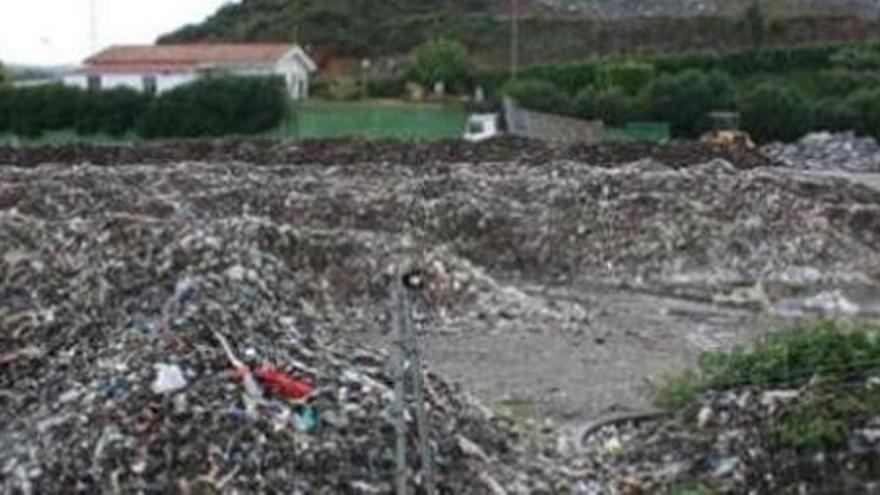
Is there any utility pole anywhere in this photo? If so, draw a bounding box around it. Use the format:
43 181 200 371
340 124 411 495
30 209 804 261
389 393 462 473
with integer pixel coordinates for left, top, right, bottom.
89 0 98 52
510 0 519 80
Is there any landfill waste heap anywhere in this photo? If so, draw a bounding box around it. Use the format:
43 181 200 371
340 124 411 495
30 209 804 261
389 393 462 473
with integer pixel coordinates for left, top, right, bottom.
764 131 880 173
1 138 880 493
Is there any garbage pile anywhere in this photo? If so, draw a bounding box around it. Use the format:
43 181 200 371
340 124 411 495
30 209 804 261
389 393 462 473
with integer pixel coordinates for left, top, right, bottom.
2 143 880 491
0 175 564 493
0 137 773 169
566 377 880 494
763 131 880 173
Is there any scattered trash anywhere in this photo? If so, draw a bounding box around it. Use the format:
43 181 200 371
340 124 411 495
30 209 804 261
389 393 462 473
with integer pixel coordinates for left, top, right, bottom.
252 365 313 402
151 364 187 395
294 405 318 432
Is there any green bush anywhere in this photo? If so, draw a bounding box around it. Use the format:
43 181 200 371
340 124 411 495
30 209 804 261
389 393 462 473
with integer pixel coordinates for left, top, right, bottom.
502 79 569 115
640 69 735 137
844 88 880 139
0 88 10 132
658 322 880 410
474 62 599 98
3 84 81 137
409 39 471 92
138 76 289 138
740 83 810 143
814 68 880 97
598 61 655 95
829 46 880 71
75 88 149 136
324 77 362 101
811 98 859 133
366 76 407 98
574 86 631 125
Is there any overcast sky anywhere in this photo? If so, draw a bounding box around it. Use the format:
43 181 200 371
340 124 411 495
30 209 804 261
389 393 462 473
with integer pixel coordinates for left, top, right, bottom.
0 0 234 66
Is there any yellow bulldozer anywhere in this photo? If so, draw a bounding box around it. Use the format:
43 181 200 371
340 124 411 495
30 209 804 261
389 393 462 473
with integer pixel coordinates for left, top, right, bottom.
700 112 755 150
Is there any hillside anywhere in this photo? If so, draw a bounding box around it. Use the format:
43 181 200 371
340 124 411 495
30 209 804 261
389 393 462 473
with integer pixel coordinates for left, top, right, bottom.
159 0 880 67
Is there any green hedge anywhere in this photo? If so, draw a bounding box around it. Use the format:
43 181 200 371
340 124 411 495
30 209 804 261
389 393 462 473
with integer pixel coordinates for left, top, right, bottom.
597 61 655 95
502 79 570 115
75 89 150 136
138 76 289 138
641 70 736 137
0 76 289 139
740 83 810 143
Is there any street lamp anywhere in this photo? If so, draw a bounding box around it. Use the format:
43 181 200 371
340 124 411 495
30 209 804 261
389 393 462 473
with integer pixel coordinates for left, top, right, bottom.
361 58 371 99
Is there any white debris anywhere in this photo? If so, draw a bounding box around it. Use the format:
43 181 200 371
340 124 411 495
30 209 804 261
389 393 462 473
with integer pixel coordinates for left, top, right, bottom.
151 364 188 395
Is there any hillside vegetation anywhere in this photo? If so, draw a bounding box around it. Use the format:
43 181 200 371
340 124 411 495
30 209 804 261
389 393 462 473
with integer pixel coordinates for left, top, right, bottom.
160 0 880 66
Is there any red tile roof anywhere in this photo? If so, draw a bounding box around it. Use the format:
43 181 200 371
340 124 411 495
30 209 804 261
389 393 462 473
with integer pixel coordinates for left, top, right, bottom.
85 44 296 68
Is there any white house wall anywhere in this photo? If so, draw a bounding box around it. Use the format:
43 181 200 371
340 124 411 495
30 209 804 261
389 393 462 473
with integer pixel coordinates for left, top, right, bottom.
62 74 88 89
63 54 313 99
155 73 198 93
276 55 309 100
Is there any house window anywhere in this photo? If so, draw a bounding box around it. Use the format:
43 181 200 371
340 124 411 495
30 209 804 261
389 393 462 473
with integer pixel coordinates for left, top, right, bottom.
87 75 102 91
143 75 157 95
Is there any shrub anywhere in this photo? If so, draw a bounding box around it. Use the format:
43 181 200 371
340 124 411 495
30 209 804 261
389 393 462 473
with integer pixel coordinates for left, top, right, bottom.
811 98 859 133
75 88 149 136
0 88 10 132
502 79 569 115
658 321 880 413
740 83 810 143
324 77 362 101
409 39 471 92
814 68 880 97
829 46 880 71
574 86 631 125
3 84 81 137
138 76 289 138
844 88 880 139
473 62 599 98
640 69 735 137
366 76 407 98
598 61 655 95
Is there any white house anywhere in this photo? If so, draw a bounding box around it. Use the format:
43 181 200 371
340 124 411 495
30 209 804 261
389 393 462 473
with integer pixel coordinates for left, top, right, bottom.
63 43 317 99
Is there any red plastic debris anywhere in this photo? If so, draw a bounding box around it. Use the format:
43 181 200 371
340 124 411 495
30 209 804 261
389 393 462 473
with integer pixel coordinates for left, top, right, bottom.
253 365 314 401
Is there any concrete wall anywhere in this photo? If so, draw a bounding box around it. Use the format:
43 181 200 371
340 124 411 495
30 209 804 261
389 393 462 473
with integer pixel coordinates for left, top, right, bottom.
503 97 604 145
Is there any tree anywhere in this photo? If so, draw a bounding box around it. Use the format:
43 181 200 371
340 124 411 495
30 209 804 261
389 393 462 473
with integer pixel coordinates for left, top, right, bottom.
575 86 631 126
740 83 810 143
409 39 471 92
641 69 735 137
0 60 8 86
597 61 655 95
502 79 568 115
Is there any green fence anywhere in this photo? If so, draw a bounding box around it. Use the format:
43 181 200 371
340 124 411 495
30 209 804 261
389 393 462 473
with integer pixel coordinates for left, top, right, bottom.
285 101 468 141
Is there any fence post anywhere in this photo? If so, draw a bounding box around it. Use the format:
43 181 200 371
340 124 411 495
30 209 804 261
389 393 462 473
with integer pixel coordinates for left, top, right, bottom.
391 277 408 495
402 272 436 495
390 268 436 495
